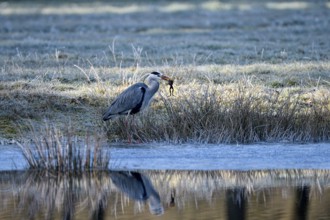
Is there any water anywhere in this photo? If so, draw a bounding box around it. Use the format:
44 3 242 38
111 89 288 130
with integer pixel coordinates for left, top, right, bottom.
0 143 330 219
109 143 330 170
0 170 330 219
0 144 25 171
1 143 330 170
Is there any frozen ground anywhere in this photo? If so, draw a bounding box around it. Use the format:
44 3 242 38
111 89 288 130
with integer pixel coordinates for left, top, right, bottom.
1 143 329 171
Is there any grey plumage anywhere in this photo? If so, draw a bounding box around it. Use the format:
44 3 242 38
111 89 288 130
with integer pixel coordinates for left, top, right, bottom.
110 171 164 215
103 71 172 121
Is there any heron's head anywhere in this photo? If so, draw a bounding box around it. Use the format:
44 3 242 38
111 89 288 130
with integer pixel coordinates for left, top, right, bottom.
149 71 172 82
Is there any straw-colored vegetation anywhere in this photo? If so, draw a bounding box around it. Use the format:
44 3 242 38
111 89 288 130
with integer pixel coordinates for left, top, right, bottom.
16 120 110 171
16 122 110 170
105 80 330 143
1 0 330 144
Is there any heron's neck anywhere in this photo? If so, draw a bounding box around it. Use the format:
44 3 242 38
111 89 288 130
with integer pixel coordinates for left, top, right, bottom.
148 80 159 96
147 79 159 94
145 79 160 104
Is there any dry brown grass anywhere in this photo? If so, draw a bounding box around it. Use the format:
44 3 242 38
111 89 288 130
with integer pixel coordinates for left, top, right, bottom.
104 79 330 143
16 120 110 171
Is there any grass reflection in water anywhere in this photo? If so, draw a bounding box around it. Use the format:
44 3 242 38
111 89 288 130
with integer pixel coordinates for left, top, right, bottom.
0 170 330 219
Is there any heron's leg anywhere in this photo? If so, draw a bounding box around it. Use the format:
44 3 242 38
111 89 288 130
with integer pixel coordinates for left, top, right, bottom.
131 115 144 144
124 115 132 144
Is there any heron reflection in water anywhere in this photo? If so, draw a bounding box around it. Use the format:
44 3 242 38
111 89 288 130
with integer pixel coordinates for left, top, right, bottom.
110 171 164 215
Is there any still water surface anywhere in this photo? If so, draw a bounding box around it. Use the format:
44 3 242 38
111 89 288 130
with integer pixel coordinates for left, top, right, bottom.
0 170 330 220
0 143 330 219
1 143 329 171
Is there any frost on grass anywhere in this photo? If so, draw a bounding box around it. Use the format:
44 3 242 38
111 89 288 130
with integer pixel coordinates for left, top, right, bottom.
1 0 330 143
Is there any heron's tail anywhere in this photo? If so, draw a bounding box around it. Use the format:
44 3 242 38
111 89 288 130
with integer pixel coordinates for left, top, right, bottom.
102 111 113 121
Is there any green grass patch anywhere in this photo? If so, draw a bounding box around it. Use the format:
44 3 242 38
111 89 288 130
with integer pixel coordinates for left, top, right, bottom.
0 117 18 138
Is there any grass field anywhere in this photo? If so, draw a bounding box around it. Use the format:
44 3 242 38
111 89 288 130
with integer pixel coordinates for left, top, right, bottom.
1 0 330 143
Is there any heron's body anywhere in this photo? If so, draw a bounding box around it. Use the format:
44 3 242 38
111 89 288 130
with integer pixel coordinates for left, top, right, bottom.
110 171 164 215
103 72 171 121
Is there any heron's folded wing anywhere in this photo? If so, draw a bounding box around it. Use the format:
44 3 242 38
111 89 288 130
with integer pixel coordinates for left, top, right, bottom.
108 83 146 115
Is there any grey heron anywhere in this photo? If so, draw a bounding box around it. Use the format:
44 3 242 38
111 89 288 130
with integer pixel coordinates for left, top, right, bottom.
102 71 173 121
110 171 164 215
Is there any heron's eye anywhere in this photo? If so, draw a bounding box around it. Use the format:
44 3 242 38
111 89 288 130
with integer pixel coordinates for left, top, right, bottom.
151 71 161 77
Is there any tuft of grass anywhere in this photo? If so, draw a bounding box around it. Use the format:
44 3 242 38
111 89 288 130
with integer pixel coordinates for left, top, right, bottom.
16 120 110 172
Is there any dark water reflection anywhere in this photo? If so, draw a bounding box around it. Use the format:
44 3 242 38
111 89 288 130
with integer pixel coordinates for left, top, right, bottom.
0 170 330 219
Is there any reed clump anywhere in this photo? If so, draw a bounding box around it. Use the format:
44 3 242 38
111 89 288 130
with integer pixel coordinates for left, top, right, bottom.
17 121 110 172
104 81 330 144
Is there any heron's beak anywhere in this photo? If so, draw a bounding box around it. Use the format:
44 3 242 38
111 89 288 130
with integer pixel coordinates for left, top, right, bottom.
161 75 173 81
